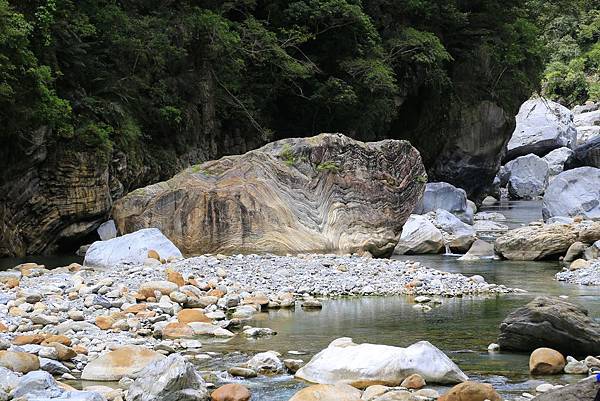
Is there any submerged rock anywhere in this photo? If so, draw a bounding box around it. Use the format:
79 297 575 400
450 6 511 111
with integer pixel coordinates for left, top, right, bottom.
542 167 600 221
125 354 209 401
505 98 577 162
295 337 467 387
84 228 182 268
393 215 444 255
439 381 501 401
112 134 425 257
532 377 599 400
414 182 473 224
498 296 600 355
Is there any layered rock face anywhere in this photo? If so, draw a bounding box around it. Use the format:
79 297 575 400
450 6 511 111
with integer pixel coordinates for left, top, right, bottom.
112 134 426 257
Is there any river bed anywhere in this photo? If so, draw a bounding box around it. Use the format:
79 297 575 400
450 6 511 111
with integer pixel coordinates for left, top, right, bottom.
1 200 598 400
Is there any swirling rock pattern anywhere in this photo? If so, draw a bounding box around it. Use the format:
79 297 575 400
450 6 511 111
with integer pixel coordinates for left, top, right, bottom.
112 134 426 257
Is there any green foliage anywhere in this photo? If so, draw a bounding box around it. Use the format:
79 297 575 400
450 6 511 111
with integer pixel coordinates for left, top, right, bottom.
316 161 340 172
0 0 571 178
532 1 600 105
279 144 297 166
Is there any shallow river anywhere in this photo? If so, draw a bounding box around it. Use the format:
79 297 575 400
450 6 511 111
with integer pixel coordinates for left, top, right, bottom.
1 200 598 400
194 200 600 400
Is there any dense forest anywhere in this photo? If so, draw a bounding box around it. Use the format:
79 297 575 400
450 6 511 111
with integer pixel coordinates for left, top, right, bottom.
1 0 597 176
0 0 598 255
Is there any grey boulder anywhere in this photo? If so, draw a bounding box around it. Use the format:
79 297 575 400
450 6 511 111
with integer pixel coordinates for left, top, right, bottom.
414 182 473 224
506 154 549 199
564 136 600 169
532 377 599 401
505 98 577 161
498 296 600 355
96 220 117 241
542 167 600 221
84 228 182 267
432 209 476 252
125 354 208 401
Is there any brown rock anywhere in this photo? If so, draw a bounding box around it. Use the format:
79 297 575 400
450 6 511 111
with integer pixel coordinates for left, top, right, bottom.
8 307 25 317
13 334 47 345
288 384 362 401
124 304 148 314
96 316 116 330
81 345 166 381
0 350 40 373
138 281 178 298
242 294 269 306
0 322 7 333
495 224 578 260
529 348 566 375
400 373 426 389
177 309 211 324
211 383 252 401
112 134 425 257
48 342 77 361
41 335 72 346
207 289 225 298
162 322 195 339
439 381 501 401
166 268 185 287
73 345 88 355
147 249 161 261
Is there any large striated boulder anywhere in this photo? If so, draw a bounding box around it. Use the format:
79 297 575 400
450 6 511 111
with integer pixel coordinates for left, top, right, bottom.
414 182 472 224
84 228 182 267
505 98 577 162
506 154 549 199
532 377 599 401
542 167 600 221
112 134 425 257
498 296 600 355
294 337 467 388
393 215 444 255
125 354 209 401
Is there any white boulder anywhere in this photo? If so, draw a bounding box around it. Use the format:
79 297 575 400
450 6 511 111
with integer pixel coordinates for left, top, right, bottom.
543 147 574 175
506 98 577 161
506 154 549 199
84 228 182 267
294 337 468 388
574 109 600 127
542 167 600 221
393 215 444 255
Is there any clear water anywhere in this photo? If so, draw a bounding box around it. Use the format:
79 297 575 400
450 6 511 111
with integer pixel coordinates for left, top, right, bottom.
5 200 598 400
192 200 599 400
